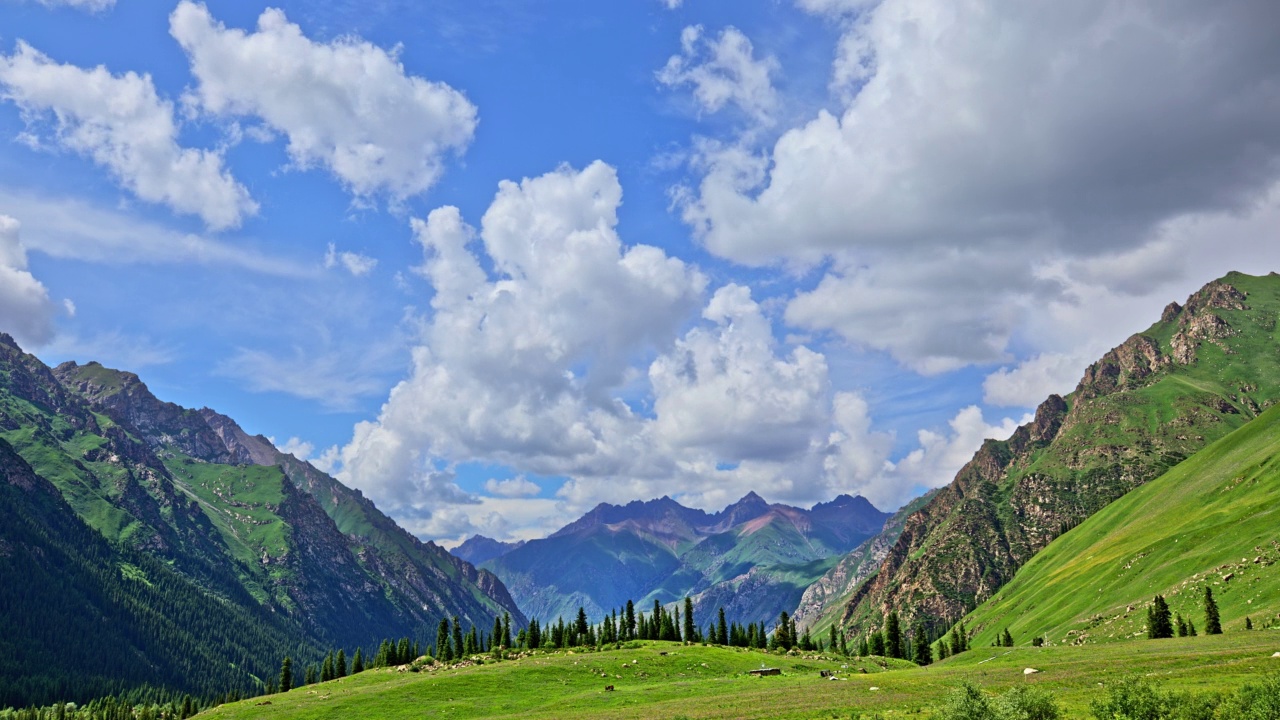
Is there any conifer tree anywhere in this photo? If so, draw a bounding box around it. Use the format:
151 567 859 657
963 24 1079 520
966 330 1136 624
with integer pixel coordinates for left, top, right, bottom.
352 648 365 674
504 611 513 648
437 620 452 662
336 649 347 678
839 631 848 656
957 622 969 652
914 627 932 665
937 638 950 660
1246 616 1253 630
717 607 729 646
776 611 793 650
1176 613 1188 637
322 652 334 681
575 607 590 640
304 665 317 685
452 618 465 658
1001 629 1014 647
493 616 505 651
1188 619 1197 636
829 624 838 652
869 632 885 656
858 636 869 657
683 597 696 642
399 637 413 663
1204 587 1222 634
1148 595 1173 639
278 657 293 694
885 611 903 659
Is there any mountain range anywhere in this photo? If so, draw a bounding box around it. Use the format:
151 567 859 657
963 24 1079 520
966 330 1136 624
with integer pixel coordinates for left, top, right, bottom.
458 491 889 627
0 339 524 707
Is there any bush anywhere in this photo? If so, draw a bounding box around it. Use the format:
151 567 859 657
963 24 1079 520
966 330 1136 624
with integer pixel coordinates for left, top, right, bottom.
934 683 1060 720
1214 673 1280 720
993 686 1061 720
1091 677 1169 720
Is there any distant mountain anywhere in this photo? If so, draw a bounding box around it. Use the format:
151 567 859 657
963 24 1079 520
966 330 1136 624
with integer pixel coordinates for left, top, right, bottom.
0 338 524 707
821 271 1280 641
482 491 889 627
452 535 526 566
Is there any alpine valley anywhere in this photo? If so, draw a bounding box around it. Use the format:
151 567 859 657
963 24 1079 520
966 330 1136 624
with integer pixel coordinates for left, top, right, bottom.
0 339 525 708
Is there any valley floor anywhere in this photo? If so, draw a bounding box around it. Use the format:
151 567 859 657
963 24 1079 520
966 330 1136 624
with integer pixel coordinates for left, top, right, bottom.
202 635 1280 719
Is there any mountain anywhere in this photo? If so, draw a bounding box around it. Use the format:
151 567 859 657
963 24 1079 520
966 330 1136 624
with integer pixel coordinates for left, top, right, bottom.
792 489 939 634
0 337 524 706
962 399 1280 647
452 535 526 566
820 271 1280 640
482 491 889 626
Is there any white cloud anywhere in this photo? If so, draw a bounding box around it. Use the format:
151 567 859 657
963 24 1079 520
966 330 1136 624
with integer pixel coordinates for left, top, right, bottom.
657 25 779 126
0 41 256 229
660 0 683 9
983 352 1086 408
0 215 56 347
332 161 706 519
271 436 314 460
650 284 830 461
324 242 377 276
484 476 541 498
25 0 114 12
678 0 1280 372
0 187 309 276
170 1 478 202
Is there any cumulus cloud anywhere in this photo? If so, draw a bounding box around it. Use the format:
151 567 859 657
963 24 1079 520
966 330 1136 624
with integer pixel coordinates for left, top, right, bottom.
657 25 779 126
324 243 377 276
0 42 256 230
332 162 705 519
0 215 57 347
272 436 314 460
484 476 541 498
651 284 830 460
676 0 1280 372
983 352 1086 407
170 1 477 202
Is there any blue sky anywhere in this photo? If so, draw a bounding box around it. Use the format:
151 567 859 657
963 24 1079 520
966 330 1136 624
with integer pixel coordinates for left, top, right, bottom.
2 0 1279 543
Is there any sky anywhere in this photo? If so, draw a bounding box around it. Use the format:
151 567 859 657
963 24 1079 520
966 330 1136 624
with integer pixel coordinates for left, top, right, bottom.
2 0 1279 545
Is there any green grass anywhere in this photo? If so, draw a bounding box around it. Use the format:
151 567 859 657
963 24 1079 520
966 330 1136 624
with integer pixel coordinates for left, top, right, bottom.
962 401 1280 650
202 636 1280 719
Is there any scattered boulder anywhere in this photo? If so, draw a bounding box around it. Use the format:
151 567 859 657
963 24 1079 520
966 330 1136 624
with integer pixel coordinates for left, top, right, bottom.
1272 652 1280 658
1024 668 1040 675
870 686 880 691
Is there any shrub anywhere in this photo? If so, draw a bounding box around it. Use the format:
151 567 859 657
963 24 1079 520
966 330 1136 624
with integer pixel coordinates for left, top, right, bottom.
935 682 993 720
993 686 1061 720
1091 677 1168 720
1214 673 1280 720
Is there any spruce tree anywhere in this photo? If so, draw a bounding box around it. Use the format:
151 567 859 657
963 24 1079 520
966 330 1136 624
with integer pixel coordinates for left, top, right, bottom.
683 597 696 642
869 632 886 656
278 657 293 694
304 665 317 685
1176 613 1188 637
503 611 513 648
1188 619 1197 636
885 611 903 659
1148 595 1173 639
1001 629 1014 647
829 624 838 653
336 649 347 678
914 628 932 666
323 652 335 681
452 617 465 658
575 607 590 640
1246 616 1253 630
776 611 793 650
352 648 364 674
399 637 413 663
1204 587 1222 634
858 636 869 657
625 600 636 640
437 620 452 662
718 607 729 646
493 617 504 651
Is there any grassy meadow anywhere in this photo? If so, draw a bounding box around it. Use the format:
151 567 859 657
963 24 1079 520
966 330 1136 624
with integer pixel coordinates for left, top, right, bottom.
202 634 1280 719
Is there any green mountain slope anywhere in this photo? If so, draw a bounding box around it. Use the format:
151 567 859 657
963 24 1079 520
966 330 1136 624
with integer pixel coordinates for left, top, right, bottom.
828 271 1280 640
962 400 1280 647
0 335 523 707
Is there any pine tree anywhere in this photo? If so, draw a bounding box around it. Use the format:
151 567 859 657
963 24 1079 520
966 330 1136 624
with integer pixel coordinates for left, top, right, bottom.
352 648 364 674
452 617 465 657
937 638 950 660
399 637 413 663
437 620 452 662
1204 587 1222 634
304 665 317 685
829 624 838 653
857 636 869 657
503 611 513 648
336 649 347 678
957 622 969 652
838 631 848 656
885 611 903 659
914 627 932 665
869 632 886 656
1001 629 1014 647
776 611 793 650
278 657 293 694
717 607 729 646
322 652 334 681
493 616 505 651
1188 619 1197 636
1246 616 1253 630
1148 595 1173 639
1176 613 1188 637
683 597 696 642
625 600 637 640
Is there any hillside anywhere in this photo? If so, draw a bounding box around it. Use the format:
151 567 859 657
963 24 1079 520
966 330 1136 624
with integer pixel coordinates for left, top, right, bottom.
0 336 523 706
482 492 889 626
823 271 1280 640
961 400 1280 648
